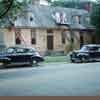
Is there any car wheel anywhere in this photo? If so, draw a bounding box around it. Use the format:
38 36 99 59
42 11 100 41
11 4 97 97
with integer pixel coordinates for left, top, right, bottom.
30 60 38 66
3 61 11 67
71 59 75 63
33 60 38 64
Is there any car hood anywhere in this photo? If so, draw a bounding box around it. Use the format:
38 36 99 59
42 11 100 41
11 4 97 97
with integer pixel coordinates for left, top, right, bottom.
73 50 80 53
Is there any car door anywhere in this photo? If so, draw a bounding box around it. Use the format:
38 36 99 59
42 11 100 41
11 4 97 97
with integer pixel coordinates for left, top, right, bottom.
15 48 32 63
22 48 32 63
15 48 26 63
6 48 17 63
89 46 99 59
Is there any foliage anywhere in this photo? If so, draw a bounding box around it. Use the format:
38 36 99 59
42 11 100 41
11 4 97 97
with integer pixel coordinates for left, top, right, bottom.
6 0 22 20
90 2 100 42
0 0 13 19
1 0 29 22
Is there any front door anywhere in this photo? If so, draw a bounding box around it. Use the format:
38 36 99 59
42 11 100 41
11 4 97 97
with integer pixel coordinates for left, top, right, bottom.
47 35 53 50
47 30 54 50
80 32 84 48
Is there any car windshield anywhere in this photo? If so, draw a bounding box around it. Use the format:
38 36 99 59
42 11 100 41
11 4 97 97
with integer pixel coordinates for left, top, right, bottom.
6 48 14 53
80 46 88 52
28 48 37 53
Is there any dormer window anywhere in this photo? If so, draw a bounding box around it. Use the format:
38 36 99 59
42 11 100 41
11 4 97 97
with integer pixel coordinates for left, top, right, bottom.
53 12 67 24
28 12 34 22
30 17 33 21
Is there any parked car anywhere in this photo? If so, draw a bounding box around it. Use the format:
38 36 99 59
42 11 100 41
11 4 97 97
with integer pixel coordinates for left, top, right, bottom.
0 46 44 66
70 44 100 63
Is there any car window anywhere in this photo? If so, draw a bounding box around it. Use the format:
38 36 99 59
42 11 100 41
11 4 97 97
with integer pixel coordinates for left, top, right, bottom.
88 47 99 51
7 48 15 53
16 48 25 53
80 46 89 52
98 48 100 52
28 49 36 53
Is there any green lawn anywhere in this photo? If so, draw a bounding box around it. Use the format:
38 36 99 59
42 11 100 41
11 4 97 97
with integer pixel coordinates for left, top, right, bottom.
44 56 70 63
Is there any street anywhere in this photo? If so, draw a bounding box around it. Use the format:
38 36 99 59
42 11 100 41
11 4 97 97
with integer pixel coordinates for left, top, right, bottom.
0 62 99 96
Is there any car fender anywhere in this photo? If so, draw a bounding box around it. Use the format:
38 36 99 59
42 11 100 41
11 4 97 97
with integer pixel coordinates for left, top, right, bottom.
32 56 44 62
77 53 89 59
0 57 11 63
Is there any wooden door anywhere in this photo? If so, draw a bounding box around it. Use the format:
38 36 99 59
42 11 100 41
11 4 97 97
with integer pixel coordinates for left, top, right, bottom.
47 35 53 50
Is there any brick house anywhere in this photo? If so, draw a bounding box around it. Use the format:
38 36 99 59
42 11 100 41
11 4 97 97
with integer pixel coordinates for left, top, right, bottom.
0 5 94 55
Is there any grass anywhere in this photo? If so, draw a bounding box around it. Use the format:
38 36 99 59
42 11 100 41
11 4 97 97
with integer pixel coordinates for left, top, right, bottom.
44 55 70 63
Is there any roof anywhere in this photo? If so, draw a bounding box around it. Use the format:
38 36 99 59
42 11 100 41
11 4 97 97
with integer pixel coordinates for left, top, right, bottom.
0 5 94 30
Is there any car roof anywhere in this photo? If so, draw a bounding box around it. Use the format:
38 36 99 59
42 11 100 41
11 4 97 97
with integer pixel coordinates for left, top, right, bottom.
83 44 100 47
8 46 36 50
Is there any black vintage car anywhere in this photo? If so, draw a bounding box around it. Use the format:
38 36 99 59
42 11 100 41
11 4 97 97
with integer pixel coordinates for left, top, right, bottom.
70 44 100 63
0 47 44 66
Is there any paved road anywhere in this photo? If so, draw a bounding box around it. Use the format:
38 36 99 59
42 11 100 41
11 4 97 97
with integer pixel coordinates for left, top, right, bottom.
0 62 99 96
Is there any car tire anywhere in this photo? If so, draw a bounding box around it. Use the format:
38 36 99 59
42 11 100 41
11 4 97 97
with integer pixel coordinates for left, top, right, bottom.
3 60 11 67
30 60 38 66
71 59 75 63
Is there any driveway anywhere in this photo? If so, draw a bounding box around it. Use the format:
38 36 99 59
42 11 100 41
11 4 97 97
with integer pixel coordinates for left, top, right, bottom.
0 62 99 96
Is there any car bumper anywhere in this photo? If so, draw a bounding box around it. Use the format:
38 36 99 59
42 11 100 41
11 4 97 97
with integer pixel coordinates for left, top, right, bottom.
71 57 100 63
71 57 81 63
89 58 100 62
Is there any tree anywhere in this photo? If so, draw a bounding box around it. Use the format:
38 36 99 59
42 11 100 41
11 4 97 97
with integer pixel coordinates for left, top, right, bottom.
2 0 30 27
0 0 14 19
90 1 100 43
0 0 30 20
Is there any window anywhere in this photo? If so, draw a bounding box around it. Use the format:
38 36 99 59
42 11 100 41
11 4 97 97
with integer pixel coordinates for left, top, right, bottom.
15 29 21 45
30 17 33 21
99 48 100 52
54 12 67 24
31 29 36 45
61 31 66 44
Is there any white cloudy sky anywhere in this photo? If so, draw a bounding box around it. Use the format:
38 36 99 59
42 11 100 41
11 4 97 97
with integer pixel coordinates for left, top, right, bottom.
52 0 96 1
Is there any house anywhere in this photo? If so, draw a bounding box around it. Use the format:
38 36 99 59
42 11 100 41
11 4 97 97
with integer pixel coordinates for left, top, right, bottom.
0 4 94 55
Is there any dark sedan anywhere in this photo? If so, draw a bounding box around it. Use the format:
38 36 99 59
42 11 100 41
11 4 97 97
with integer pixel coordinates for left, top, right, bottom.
0 47 44 66
70 44 100 63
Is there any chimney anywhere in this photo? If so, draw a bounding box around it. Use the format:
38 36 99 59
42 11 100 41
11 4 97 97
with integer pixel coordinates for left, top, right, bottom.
30 0 40 5
31 0 49 6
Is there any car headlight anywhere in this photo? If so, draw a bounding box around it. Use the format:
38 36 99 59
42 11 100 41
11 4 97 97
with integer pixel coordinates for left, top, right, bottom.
34 52 40 56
